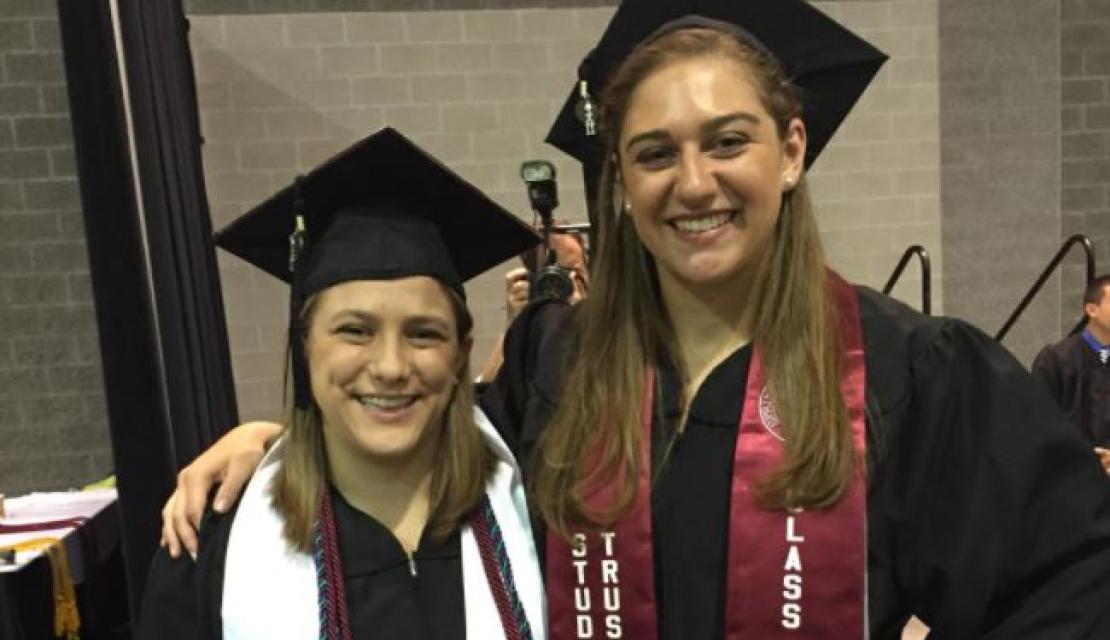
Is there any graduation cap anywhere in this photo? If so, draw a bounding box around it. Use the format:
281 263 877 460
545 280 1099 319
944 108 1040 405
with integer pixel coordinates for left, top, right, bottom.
544 0 888 219
216 126 540 407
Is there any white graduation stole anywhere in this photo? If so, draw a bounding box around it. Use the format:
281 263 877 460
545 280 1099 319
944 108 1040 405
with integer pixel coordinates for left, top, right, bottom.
222 408 547 639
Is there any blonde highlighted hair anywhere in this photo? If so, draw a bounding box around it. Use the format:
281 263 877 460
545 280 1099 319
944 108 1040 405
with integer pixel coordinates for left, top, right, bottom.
532 27 855 538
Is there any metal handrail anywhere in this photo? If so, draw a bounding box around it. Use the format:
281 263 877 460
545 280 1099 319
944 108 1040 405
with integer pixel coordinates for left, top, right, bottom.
995 234 1096 342
882 244 932 315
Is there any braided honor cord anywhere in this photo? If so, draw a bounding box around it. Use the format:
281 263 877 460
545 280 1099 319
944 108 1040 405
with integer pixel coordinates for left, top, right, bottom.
314 490 531 640
473 495 534 640
315 489 353 640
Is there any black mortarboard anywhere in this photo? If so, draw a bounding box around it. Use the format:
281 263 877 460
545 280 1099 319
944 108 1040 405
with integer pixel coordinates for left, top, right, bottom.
217 127 539 300
545 0 888 219
216 126 540 407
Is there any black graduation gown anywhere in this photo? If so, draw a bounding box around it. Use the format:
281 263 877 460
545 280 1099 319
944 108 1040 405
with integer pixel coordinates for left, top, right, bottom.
1031 332 1110 447
480 286 1110 639
137 487 466 640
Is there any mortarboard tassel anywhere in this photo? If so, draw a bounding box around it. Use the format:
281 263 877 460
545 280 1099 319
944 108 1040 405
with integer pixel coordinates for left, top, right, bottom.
578 80 596 137
288 178 314 410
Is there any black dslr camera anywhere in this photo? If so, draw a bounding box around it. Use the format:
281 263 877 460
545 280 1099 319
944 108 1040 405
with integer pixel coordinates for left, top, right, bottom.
520 160 577 302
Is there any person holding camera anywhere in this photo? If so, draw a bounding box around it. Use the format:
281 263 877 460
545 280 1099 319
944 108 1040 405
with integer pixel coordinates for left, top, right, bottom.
478 223 590 384
507 223 590 322
161 0 1110 637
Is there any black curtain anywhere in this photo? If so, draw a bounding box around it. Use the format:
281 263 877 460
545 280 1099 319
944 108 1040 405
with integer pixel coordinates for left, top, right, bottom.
57 0 238 616
113 0 239 466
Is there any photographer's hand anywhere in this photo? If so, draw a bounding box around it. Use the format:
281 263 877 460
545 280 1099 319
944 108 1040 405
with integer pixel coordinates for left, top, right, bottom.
476 267 531 384
1095 447 1110 476
506 267 530 323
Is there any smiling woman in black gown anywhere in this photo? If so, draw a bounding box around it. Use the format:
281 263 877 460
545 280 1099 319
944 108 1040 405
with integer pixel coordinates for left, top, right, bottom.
138 129 545 640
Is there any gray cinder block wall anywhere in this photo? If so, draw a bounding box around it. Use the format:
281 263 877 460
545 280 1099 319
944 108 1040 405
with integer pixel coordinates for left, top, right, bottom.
0 4 111 494
938 0 1062 365
1060 0 1110 333
813 0 941 309
184 0 616 12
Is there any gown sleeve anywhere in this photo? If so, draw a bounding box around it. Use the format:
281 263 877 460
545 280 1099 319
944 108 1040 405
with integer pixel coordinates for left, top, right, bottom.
875 319 1110 637
478 298 575 476
1029 343 1063 404
135 509 233 640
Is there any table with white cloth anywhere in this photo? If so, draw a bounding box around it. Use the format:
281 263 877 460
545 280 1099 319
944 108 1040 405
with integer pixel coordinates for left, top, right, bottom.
0 489 128 640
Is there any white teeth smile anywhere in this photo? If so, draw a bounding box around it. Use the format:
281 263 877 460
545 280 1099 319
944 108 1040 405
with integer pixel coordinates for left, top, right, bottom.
358 395 417 410
671 212 733 233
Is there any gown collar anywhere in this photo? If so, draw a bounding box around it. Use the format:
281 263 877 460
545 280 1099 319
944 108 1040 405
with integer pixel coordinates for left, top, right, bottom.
1081 328 1110 365
657 343 754 429
329 488 459 577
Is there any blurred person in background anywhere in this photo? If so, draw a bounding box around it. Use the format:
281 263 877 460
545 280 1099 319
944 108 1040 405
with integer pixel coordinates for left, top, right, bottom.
1033 274 1110 475
477 223 590 384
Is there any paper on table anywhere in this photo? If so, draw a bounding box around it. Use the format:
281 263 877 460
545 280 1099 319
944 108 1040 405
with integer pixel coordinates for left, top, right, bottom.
0 488 117 574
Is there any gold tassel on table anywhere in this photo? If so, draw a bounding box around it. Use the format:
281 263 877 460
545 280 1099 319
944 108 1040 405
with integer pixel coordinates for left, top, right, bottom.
0 537 81 640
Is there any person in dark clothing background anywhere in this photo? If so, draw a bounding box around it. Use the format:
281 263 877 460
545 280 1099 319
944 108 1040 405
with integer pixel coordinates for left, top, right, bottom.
1032 273 1110 475
476 221 589 385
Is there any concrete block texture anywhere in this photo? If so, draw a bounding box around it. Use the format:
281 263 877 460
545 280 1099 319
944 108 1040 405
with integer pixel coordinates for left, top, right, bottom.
320 106 386 138
466 71 524 100
0 19 34 51
23 179 79 211
264 108 327 139
412 74 468 102
0 0 110 497
38 84 69 114
31 18 60 51
352 75 413 105
378 43 439 74
0 86 40 115
435 42 493 72
1061 0 1110 336
285 14 345 45
190 1 943 419
344 12 405 43
184 0 625 13
4 51 62 83
404 11 463 41
13 115 73 147
812 1 943 316
940 0 1062 363
462 11 521 42
320 45 379 76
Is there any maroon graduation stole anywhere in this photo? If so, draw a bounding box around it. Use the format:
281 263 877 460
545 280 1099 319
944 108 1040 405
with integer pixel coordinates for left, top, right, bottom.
546 274 867 639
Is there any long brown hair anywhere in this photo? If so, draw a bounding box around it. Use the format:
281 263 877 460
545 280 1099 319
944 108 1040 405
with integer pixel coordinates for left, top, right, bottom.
271 282 494 553
532 28 854 538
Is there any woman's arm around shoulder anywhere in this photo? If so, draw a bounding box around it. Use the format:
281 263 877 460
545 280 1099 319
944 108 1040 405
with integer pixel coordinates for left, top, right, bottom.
162 421 282 559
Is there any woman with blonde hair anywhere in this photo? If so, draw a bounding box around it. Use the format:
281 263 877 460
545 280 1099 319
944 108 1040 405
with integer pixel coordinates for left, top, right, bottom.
163 1 1110 637
140 128 545 640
